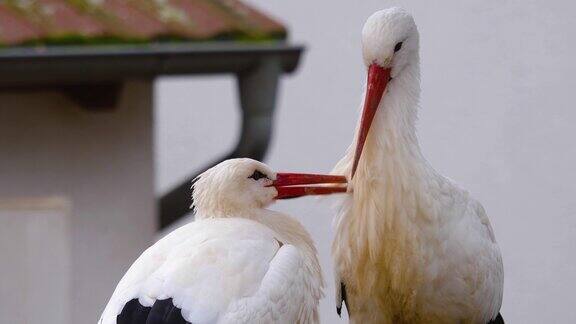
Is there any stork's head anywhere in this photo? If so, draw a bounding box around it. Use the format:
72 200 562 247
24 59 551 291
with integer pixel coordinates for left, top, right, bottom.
192 158 347 217
362 8 418 77
352 8 419 177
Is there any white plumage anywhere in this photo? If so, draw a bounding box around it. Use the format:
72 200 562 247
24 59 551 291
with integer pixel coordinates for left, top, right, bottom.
99 159 346 324
330 8 504 323
99 217 321 324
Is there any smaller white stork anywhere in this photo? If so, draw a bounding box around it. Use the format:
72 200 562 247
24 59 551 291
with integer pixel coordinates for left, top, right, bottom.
99 158 347 324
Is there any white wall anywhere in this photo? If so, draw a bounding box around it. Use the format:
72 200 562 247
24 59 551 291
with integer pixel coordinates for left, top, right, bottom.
157 0 576 322
0 198 71 324
0 81 156 323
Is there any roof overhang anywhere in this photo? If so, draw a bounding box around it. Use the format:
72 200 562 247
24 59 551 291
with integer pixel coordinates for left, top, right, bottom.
0 42 303 87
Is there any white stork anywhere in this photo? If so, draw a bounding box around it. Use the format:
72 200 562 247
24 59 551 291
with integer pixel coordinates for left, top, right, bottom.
328 8 504 324
99 158 347 324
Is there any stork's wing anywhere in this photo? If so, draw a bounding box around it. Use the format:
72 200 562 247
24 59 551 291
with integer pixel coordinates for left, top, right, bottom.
219 244 320 323
99 218 317 324
466 200 504 321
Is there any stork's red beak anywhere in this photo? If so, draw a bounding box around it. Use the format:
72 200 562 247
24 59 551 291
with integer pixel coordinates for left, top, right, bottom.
351 64 392 178
272 173 347 199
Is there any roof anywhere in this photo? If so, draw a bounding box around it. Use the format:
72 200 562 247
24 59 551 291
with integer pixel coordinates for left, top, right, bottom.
0 0 287 46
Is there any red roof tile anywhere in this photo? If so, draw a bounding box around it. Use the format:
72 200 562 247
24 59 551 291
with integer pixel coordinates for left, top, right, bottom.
0 0 287 46
0 4 43 44
97 0 171 39
22 0 105 37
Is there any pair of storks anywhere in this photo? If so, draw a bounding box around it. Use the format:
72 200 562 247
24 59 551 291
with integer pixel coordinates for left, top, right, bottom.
100 8 504 324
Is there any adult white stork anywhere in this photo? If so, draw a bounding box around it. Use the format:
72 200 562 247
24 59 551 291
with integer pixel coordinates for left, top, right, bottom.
328 8 504 324
99 158 347 324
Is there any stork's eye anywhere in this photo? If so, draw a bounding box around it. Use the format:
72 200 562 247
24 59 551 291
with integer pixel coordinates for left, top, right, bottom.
248 170 269 181
394 42 403 52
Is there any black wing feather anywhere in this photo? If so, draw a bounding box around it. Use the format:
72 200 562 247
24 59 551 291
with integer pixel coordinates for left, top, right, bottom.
117 299 151 324
488 313 504 324
146 298 188 324
336 282 349 317
117 298 190 324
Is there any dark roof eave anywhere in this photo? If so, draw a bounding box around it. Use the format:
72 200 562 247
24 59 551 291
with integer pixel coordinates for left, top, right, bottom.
0 41 304 87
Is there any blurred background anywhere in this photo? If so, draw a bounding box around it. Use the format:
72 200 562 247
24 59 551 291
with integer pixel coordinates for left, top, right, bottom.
1 0 575 323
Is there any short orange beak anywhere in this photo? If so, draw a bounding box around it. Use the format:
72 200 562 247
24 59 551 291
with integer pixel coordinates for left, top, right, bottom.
351 64 392 178
272 173 347 199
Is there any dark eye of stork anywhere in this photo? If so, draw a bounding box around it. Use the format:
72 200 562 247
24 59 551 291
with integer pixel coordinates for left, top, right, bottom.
394 42 403 53
248 170 269 181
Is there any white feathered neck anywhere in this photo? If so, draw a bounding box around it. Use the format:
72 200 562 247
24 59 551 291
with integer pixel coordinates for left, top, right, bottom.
332 52 444 296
